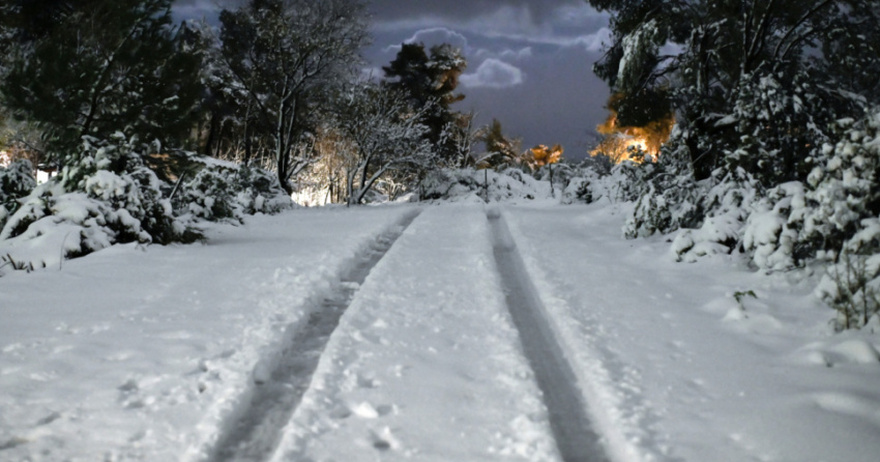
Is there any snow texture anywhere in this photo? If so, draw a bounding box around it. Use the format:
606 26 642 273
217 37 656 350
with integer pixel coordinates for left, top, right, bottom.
2 201 880 462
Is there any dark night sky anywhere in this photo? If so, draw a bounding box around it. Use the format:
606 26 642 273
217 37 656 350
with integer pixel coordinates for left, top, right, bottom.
174 0 612 159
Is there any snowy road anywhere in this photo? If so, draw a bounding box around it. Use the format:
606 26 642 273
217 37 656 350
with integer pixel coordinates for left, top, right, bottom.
3 203 880 462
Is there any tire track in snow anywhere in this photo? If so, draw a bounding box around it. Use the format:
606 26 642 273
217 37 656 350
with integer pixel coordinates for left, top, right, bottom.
206 209 421 462
488 208 610 462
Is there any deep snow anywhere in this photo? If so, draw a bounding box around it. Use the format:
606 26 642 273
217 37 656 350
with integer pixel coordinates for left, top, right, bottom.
1 201 879 461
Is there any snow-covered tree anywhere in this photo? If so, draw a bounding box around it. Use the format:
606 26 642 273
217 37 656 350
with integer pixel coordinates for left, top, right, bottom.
588 0 876 182
475 119 524 170
807 110 880 329
217 0 370 194
0 134 200 268
438 111 478 169
335 83 434 205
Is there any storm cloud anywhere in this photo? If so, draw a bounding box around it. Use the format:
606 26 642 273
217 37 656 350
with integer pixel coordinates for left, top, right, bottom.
460 59 525 89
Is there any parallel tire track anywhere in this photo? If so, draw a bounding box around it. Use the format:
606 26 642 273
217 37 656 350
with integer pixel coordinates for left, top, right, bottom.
487 208 610 462
206 209 421 462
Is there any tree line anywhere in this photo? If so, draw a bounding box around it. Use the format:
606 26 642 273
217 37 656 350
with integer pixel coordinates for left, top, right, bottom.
0 0 473 204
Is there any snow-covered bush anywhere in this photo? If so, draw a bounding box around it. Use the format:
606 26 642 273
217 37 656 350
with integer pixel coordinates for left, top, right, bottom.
742 182 808 271
178 161 291 221
623 139 706 239
806 112 880 329
669 168 759 261
0 135 199 268
802 115 880 260
0 159 37 229
817 226 880 331
561 168 603 205
180 166 238 222
420 168 485 203
233 164 291 215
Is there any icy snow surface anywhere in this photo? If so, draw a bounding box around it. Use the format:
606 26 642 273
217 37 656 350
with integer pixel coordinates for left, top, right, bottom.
2 202 880 462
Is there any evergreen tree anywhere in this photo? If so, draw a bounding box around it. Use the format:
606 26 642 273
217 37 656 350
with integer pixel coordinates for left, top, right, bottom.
476 119 523 169
1 0 204 158
383 42 468 163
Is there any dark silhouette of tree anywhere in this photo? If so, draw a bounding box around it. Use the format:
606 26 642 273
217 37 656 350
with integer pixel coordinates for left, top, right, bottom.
1 0 204 158
383 42 468 164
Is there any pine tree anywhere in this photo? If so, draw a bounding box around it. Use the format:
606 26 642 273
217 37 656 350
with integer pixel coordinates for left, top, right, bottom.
383 42 468 164
476 119 523 169
1 0 204 158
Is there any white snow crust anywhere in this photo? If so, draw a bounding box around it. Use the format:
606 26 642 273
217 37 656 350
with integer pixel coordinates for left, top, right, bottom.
2 201 880 462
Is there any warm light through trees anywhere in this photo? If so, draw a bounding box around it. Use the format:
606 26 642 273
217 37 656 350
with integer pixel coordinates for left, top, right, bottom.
527 144 563 170
591 92 674 163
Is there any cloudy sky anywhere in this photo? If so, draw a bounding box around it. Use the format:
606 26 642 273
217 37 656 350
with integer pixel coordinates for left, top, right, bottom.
174 0 613 159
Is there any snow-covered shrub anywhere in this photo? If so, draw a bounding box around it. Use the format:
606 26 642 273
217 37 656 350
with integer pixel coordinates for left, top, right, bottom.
817 221 880 331
0 159 37 229
63 134 191 244
420 168 485 203
0 134 199 268
180 166 238 222
669 168 759 261
742 182 809 271
562 168 603 205
623 142 706 239
610 160 655 205
806 111 880 329
801 115 880 259
178 161 291 221
232 164 291 214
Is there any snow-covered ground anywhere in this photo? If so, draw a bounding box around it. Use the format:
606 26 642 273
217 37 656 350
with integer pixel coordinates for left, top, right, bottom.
505 204 880 462
2 201 879 461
